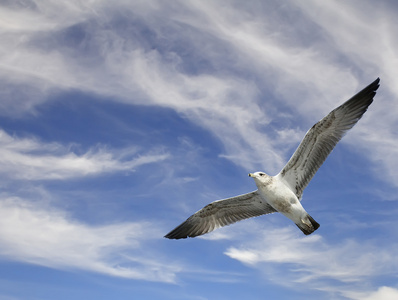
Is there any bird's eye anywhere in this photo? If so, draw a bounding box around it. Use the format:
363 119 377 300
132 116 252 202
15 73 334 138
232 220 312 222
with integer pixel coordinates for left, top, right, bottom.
260 173 265 176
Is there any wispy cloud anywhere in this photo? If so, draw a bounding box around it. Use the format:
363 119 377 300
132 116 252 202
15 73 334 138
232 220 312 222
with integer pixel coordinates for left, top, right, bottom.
1 1 396 179
291 0 398 189
0 1 398 299
225 226 398 297
0 196 179 282
0 129 169 180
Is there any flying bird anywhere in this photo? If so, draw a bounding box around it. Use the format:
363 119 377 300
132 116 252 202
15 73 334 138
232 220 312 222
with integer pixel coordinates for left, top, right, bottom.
165 78 380 239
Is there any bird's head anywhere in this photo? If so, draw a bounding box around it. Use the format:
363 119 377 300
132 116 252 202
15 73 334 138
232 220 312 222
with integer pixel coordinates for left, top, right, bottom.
248 171 271 184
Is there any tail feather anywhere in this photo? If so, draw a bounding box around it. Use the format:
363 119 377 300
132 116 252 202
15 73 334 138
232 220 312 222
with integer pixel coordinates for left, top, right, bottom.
296 214 320 235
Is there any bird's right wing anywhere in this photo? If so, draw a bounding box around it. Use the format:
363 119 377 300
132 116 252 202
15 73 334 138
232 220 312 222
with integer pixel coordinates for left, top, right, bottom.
277 78 380 199
164 191 276 239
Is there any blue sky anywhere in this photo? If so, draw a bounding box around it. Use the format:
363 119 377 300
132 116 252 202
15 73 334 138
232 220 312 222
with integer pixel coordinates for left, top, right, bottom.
0 0 398 299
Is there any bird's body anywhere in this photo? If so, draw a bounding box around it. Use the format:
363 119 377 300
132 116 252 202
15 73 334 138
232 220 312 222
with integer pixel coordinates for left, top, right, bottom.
165 78 380 239
249 172 319 235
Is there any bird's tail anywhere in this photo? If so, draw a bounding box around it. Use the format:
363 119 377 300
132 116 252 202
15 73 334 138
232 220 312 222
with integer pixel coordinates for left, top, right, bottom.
296 214 320 235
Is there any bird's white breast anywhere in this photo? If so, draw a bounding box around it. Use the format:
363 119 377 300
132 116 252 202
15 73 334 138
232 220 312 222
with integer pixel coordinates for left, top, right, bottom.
256 176 301 215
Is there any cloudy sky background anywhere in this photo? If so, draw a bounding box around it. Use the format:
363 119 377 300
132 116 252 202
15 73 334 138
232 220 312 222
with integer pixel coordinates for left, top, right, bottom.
1 0 398 299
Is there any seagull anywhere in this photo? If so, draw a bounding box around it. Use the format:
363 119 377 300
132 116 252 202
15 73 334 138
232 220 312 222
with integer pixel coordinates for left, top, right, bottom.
165 78 380 239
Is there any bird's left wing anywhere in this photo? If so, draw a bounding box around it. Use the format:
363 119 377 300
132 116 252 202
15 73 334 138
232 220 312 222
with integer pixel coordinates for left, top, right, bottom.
164 191 276 239
277 78 380 199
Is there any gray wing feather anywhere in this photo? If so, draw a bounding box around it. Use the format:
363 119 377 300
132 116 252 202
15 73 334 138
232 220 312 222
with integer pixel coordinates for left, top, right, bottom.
164 191 276 239
278 78 380 199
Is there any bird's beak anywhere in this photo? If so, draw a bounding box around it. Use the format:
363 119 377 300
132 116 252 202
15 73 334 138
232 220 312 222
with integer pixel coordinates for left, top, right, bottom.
248 173 253 177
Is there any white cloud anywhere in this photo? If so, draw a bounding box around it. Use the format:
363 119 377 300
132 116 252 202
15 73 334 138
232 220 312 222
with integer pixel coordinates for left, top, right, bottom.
0 0 279 170
0 0 397 187
0 129 169 180
171 1 398 189
225 227 398 295
294 0 398 188
0 2 397 299
1 0 397 180
345 286 398 300
0 196 179 282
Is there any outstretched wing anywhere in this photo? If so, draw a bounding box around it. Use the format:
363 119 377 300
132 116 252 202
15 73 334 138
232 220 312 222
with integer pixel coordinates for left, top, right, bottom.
278 78 380 199
164 191 276 239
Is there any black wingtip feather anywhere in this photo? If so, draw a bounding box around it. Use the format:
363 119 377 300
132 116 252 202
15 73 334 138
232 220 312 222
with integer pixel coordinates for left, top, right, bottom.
338 77 380 124
164 215 202 239
164 222 189 239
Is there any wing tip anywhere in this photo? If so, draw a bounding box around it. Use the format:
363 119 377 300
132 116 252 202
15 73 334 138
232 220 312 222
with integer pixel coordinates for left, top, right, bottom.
164 233 188 240
164 225 191 239
164 216 205 239
372 77 380 90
